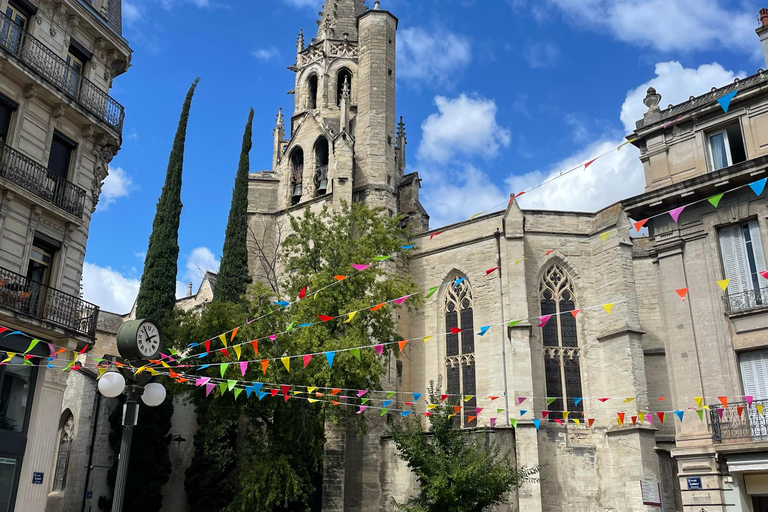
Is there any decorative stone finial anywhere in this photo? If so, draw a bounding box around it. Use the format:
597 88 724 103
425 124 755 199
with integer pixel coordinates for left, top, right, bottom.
342 76 350 100
276 107 284 129
643 87 661 112
297 29 304 53
397 116 406 140
374 1 380 9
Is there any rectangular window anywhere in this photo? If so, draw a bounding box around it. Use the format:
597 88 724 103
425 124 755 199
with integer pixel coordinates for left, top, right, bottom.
62 39 90 99
719 220 767 311
0 354 33 433
0 457 18 512
47 132 75 180
708 122 747 171
0 95 16 143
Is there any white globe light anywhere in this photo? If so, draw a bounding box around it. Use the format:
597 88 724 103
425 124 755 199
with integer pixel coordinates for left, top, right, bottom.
141 383 167 407
98 372 126 398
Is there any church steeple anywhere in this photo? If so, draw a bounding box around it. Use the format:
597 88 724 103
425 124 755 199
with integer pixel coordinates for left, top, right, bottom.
316 0 367 41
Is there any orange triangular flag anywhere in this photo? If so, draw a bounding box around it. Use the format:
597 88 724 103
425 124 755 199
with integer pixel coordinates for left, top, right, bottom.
398 340 408 352
261 359 269 374
334 275 348 281
719 396 728 408
738 406 744 417
676 288 689 301
454 406 461 414
587 418 595 428
231 327 239 340
331 388 341 396
467 416 476 423
570 309 582 318
633 219 649 232
370 303 385 311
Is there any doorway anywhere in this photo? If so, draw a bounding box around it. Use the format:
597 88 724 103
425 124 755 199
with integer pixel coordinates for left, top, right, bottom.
754 495 768 511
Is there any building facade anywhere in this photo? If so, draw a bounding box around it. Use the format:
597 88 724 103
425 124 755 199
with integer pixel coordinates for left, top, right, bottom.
0 0 130 509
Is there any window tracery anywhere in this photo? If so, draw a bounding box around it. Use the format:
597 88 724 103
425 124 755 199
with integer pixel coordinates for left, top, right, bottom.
444 276 476 426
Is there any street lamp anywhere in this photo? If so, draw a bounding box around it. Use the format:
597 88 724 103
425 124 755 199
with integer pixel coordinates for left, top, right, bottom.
99 319 167 512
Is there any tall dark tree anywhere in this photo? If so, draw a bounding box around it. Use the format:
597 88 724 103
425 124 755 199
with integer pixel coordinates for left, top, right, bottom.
135 77 200 325
214 108 254 303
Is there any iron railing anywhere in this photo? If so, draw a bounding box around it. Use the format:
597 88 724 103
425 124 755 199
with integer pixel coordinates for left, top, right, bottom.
0 266 99 338
723 287 768 313
0 12 124 131
0 142 86 217
710 399 768 442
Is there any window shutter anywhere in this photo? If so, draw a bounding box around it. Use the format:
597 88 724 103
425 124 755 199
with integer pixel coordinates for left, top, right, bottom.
740 350 768 400
720 224 750 295
749 220 767 278
47 136 73 179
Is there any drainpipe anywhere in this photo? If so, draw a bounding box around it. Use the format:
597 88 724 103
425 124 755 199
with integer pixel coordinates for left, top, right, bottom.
80 382 102 512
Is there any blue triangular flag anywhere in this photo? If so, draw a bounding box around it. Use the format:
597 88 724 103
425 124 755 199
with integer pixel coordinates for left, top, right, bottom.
413 393 421 402
197 353 208 358
299 323 313 328
199 364 211 370
674 410 684 422
520 410 527 416
532 419 540 430
273 300 289 307
478 326 490 336
187 343 199 348
245 385 254 398
574 398 582 406
326 352 335 369
47 363 57 369
750 178 767 197
401 245 414 250
718 90 738 113
3 330 23 337
258 391 268 400
252 383 263 395
401 411 412 417
383 400 393 408
454 277 466 287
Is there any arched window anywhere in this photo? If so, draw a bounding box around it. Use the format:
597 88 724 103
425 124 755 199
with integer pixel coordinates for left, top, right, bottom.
337 68 352 107
314 138 329 196
540 263 583 421
444 276 476 427
290 147 304 205
52 411 74 491
307 74 318 110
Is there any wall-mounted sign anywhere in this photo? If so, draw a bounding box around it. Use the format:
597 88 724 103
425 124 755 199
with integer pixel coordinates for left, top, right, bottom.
32 472 43 484
687 477 702 490
640 480 662 506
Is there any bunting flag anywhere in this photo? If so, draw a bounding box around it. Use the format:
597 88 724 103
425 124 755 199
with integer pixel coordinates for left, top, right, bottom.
350 348 361 362
413 393 421 402
574 398 582 406
357 390 367 398
318 315 334 322
669 206 686 223
454 277 466 287
234 345 242 360
281 357 290 372
562 411 569 420
441 394 449 402
696 410 703 421
751 178 768 197
425 286 439 299
532 419 540 430
478 326 490 336
508 320 522 328
261 359 269 374
617 139 636 151
374 344 384 356
584 158 597 170
717 408 724 420
758 404 764 416
674 410 684 422
537 315 552 328
491 418 498 427
631 416 637 427
747 396 754 407
598 398 610 403
600 232 609 242
227 380 237 391
331 389 341 396
647 414 653 426
423 336 433 344
514 258 527 265
298 287 306 299
270 389 279 397
638 412 645 423
387 391 396 398
374 255 392 262
717 279 731 291
708 193 725 208
603 303 615 315
393 296 410 305
345 312 357 323
398 340 408 353
694 397 703 408
624 398 635 403
220 363 229 378
545 249 556 256
467 416 477 423
570 309 582 318
274 301 289 308
617 412 625 427
195 377 211 387
738 406 745 417
718 90 738 113
357 406 368 414
370 303 385 312
303 354 312 368
633 219 649 232
334 275 348 281
489 396 500 401
429 232 443 240
205 383 215 396
464 395 473 402
485 267 498 275
546 397 556 405
657 412 665 424
23 339 39 354
676 288 689 301
450 327 463 335
205 340 211 354
574 419 581 426
352 264 370 271
542 411 550 418
239 361 248 377
401 245 415 250
517 397 527 405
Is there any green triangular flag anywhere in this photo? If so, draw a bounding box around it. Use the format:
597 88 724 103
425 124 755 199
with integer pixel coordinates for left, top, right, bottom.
169 348 179 356
220 363 229 378
374 255 392 261
361 398 369 405
508 320 522 327
287 322 295 331
219 382 227 395
91 358 104 363
696 409 703 421
227 380 237 391
24 338 39 353
350 348 361 361
708 193 725 208
497 408 505 414
510 419 518 428
23 358 33 366
233 388 243 400
387 391 396 398
425 286 439 299
380 409 388 416
546 397 556 405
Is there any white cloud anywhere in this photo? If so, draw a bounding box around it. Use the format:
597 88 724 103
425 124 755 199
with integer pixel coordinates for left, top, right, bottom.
523 40 560 68
82 262 140 313
252 47 280 61
122 1 143 26
97 165 133 212
181 247 220 297
283 0 321 7
398 27 472 85
418 94 511 164
531 0 757 55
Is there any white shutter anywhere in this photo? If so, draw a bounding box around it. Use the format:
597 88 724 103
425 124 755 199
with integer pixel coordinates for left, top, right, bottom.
749 220 767 284
720 224 750 295
740 350 768 400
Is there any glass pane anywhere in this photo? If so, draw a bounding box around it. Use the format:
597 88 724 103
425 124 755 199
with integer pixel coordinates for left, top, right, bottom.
462 361 476 427
544 354 563 420
0 457 16 512
710 133 728 171
560 300 578 348
460 306 474 354
565 354 584 418
445 310 459 357
541 299 558 347
0 356 33 432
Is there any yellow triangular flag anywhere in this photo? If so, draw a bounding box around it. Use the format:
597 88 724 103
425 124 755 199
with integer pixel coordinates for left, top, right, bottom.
703 405 710 410
281 357 290 372
308 399 319 403
308 387 317 394
423 336 433 344
219 334 228 348
135 366 147 375
514 258 527 265
470 212 483 220
694 397 703 408
638 412 645 423
98 368 107 378
464 395 473 402
617 139 636 150
292 391 303 395
600 231 612 242
717 279 730 291
345 311 357 323
758 404 764 416
563 411 570 420
624 397 635 403
234 345 242 360
428 404 438 410
148 368 159 376
1 352 15 363
574 418 581 426
603 303 614 315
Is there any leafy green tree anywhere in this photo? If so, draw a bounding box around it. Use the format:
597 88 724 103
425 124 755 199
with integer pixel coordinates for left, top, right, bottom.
389 379 539 512
214 108 254 304
176 203 420 511
135 77 200 326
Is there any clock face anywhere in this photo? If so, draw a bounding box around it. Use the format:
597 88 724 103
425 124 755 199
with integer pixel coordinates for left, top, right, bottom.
136 321 160 358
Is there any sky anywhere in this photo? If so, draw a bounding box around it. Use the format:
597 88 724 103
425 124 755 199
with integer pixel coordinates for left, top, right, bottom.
82 0 764 313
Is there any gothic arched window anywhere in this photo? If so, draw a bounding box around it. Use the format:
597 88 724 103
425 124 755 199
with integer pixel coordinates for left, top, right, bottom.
314 137 329 196
444 276 476 427
52 411 74 491
337 68 352 106
540 264 583 421
290 147 304 205
307 74 318 110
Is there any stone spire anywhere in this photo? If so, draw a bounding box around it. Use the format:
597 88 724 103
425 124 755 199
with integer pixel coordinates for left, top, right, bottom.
296 29 304 54
272 108 285 171
316 0 366 41
339 76 350 134
396 116 406 176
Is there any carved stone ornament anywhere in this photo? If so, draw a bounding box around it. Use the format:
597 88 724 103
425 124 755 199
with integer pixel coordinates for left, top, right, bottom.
23 83 37 99
35 16 42 25
643 87 662 112
49 25 56 37
52 103 65 118
90 144 118 212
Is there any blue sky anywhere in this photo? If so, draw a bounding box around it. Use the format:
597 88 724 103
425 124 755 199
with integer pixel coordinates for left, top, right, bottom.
82 0 764 312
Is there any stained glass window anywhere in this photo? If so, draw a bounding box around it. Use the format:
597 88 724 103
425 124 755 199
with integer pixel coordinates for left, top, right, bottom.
444 276 476 427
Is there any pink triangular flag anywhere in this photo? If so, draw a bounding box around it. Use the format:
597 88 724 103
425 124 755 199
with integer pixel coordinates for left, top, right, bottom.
374 344 384 356
352 264 370 271
205 383 215 396
239 361 248 377
669 206 686 223
269 335 277 341
717 408 724 419
517 397 527 405
196 377 211 387
475 407 483 414
537 315 552 328
393 296 409 305
303 354 312 367
747 395 754 407
490 418 497 427
357 390 368 397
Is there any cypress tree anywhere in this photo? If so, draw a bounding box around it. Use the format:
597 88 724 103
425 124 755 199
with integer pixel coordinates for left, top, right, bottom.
214 108 254 303
135 77 200 324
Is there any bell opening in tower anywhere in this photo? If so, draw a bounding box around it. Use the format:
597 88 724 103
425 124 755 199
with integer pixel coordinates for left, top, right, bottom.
290 147 304 205
314 137 329 196
337 68 352 107
307 74 318 110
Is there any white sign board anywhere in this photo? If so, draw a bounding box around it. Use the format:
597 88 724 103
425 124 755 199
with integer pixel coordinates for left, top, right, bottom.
640 480 662 506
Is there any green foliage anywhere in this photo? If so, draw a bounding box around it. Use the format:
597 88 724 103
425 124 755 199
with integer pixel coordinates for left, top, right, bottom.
389 379 539 512
100 395 174 512
135 78 200 326
214 108 254 304
175 203 419 511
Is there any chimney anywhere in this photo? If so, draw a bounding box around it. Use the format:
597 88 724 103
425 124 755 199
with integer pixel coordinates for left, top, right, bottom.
756 8 768 67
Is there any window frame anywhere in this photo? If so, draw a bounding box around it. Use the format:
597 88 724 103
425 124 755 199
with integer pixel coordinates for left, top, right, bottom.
707 121 747 172
443 276 476 427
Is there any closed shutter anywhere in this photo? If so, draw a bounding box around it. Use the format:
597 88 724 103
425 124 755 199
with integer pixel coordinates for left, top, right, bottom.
740 350 768 400
749 220 767 278
47 135 74 179
720 224 751 295
0 102 13 142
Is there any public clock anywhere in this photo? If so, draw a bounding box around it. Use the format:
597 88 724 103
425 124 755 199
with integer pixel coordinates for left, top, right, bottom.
116 319 163 361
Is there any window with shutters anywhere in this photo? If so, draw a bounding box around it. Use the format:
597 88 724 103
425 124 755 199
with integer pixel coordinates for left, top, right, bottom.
444 275 476 427
540 263 583 421
739 350 768 438
719 220 767 312
47 133 75 180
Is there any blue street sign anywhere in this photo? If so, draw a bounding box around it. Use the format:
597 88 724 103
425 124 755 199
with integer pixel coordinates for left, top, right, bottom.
686 477 702 490
32 472 43 484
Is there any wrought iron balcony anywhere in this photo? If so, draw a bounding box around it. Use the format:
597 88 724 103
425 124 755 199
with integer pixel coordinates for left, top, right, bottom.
710 399 768 442
723 287 768 313
0 142 86 217
0 13 124 132
0 266 99 338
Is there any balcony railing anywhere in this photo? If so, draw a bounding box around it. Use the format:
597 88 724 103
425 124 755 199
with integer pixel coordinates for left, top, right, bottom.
0 142 86 217
710 399 768 442
0 266 99 338
723 287 768 313
0 13 124 132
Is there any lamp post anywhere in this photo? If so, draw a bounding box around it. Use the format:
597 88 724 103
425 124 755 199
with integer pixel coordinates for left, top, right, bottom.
98 367 167 512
